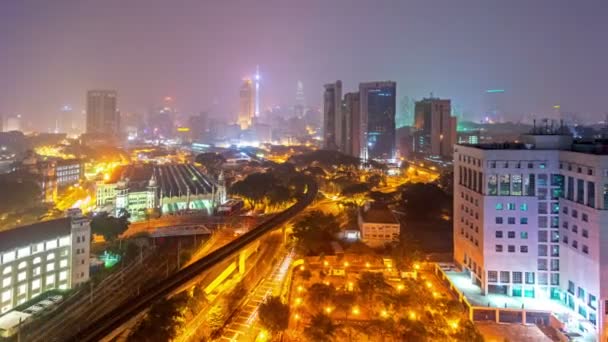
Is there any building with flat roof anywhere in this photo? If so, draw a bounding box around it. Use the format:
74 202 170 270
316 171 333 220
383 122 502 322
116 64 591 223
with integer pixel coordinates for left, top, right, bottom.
96 163 225 219
323 81 342 151
454 129 608 340
358 202 400 247
86 90 119 136
414 97 457 159
359 81 396 161
0 214 90 314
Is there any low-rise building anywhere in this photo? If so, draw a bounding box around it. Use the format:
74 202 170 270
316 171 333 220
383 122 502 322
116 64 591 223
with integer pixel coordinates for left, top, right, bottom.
358 202 400 247
55 159 83 188
0 214 90 314
96 163 226 219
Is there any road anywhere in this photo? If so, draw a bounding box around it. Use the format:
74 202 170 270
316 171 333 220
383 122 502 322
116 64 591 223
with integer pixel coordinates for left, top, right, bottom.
67 177 318 342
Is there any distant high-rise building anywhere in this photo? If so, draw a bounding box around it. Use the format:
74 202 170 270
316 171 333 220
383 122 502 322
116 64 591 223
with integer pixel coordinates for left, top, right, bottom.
5 115 22 132
295 80 305 118
323 81 342 150
254 65 261 117
342 92 360 157
238 79 254 130
359 81 396 160
86 90 119 136
413 97 457 159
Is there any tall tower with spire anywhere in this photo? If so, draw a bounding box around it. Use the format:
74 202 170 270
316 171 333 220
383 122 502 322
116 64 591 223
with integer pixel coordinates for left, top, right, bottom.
254 65 261 117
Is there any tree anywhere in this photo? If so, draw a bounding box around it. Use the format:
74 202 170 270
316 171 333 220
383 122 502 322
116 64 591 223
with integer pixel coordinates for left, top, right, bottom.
90 212 130 242
292 210 340 255
399 182 451 221
258 296 290 334
129 292 189 341
453 320 484 342
300 269 312 281
225 281 247 309
396 317 428 342
303 313 340 342
307 282 336 308
357 272 391 302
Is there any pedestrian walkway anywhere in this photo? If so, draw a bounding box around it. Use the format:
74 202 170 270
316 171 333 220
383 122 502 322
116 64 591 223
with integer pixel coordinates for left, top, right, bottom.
219 251 293 341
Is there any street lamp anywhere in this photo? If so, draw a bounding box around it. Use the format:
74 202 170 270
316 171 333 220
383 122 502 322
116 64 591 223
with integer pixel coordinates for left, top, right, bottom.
352 307 360 315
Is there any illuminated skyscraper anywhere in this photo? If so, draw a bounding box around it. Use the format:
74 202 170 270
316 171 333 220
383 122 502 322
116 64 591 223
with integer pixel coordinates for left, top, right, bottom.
323 80 342 150
254 65 261 117
359 81 396 160
238 79 254 130
86 90 119 135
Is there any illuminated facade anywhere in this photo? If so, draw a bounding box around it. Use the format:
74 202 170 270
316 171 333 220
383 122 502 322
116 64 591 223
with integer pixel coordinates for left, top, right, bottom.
359 81 396 161
96 164 225 219
238 79 254 130
0 215 90 314
454 133 608 340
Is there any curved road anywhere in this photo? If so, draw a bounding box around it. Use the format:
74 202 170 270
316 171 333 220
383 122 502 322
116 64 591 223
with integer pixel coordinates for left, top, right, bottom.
68 177 318 342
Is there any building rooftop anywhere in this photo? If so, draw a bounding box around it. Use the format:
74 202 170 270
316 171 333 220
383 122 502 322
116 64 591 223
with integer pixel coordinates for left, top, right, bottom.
106 163 215 197
360 202 399 225
0 218 72 252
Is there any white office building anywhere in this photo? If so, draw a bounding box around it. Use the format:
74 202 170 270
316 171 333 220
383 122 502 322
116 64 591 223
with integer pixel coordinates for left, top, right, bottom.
358 202 400 247
454 132 608 340
0 215 90 314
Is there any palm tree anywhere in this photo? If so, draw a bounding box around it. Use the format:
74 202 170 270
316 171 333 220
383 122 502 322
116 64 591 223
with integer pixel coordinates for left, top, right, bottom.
303 313 340 342
307 282 336 309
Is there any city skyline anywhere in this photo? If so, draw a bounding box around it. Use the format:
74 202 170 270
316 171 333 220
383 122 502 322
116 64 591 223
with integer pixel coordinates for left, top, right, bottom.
1 0 607 131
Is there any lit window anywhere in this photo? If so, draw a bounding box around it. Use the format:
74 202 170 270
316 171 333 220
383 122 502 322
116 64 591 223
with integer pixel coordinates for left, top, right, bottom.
31 279 40 290
17 284 26 295
32 267 40 276
2 267 11 275
17 247 30 259
47 253 55 261
45 275 55 285
1 290 11 302
2 278 10 288
495 203 503 210
18 261 26 269
17 272 26 282
59 236 70 247
59 259 68 268
520 203 528 211
33 257 41 264
59 271 67 281
46 240 58 250
507 203 516 210
520 232 528 239
520 218 528 224
46 263 55 272
3 251 15 263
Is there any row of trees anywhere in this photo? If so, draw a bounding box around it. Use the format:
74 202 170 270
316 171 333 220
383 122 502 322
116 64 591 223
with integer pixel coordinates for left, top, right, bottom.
229 164 311 212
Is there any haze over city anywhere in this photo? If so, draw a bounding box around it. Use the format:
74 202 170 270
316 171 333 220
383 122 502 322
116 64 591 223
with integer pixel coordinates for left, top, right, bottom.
2 1 608 342
2 0 607 131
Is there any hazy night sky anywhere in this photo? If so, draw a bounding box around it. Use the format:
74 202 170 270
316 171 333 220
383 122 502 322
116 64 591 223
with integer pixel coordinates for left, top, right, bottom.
1 0 607 129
